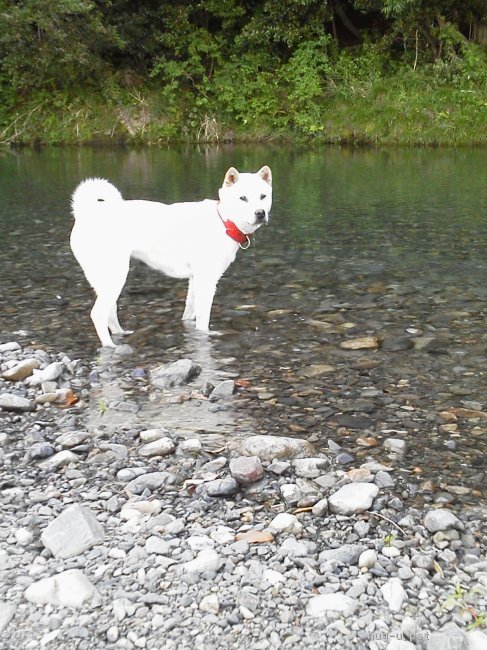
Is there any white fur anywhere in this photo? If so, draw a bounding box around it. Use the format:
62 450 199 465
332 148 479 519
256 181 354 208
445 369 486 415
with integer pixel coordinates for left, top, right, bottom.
70 166 273 348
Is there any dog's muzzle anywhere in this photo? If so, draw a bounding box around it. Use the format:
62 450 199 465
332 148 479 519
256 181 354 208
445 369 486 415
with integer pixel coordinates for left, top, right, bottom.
254 209 267 224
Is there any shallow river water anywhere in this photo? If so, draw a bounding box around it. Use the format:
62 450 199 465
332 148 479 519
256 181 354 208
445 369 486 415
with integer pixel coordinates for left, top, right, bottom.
0 145 486 501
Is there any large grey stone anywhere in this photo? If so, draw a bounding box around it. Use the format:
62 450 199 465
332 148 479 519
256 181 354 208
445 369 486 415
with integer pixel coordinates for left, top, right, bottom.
41 504 104 559
318 544 366 566
427 622 468 650
424 509 464 533
0 393 35 412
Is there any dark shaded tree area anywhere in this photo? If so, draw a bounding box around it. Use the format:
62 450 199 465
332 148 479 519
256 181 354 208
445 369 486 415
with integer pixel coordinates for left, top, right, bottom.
0 1 486 143
1 1 485 93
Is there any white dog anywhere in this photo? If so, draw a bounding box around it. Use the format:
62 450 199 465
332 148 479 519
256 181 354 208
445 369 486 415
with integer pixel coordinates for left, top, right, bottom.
70 166 272 348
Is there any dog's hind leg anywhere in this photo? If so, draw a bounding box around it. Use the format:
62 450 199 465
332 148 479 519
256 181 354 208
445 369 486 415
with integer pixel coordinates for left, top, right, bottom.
90 255 131 348
182 276 196 321
108 304 134 337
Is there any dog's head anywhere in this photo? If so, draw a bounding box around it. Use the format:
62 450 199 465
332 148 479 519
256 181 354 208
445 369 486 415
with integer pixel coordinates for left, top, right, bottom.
218 166 272 234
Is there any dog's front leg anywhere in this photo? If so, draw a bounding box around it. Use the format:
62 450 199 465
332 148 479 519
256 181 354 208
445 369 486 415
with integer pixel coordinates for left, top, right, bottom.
182 276 196 321
193 276 218 331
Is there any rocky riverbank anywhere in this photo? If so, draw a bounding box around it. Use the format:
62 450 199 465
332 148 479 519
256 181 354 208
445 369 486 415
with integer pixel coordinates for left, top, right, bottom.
1 340 486 650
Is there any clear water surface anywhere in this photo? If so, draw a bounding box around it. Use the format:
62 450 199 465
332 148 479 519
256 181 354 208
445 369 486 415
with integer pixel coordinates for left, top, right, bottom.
0 145 486 499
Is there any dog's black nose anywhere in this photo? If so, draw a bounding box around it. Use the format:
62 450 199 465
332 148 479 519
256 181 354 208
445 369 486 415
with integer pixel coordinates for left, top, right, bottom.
255 209 266 221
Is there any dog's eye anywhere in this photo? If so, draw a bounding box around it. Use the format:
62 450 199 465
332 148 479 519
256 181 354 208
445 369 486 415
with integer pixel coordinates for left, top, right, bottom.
260 194 266 200
97 198 104 202
239 196 248 202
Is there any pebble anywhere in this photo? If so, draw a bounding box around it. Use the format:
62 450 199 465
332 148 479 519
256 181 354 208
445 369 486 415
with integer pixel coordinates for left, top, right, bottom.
358 549 377 569
380 577 407 612
177 549 220 575
268 513 303 535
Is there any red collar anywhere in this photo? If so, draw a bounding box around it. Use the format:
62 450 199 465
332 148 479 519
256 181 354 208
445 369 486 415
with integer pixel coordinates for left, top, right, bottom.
217 203 251 249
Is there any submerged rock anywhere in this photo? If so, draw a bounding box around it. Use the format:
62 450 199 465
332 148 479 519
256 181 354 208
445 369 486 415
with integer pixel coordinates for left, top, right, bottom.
150 358 201 389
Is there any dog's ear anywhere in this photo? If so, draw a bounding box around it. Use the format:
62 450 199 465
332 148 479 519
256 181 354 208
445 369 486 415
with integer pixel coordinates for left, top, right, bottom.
224 167 239 187
258 166 272 186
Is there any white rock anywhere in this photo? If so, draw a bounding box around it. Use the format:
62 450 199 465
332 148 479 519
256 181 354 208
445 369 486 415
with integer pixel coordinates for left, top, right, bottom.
210 526 235 545
41 504 104 559
358 549 377 569
328 483 379 515
278 538 310 557
380 577 407 612
0 602 16 634
178 438 202 454
0 342 21 352
24 569 97 608
187 535 215 551
145 536 171 555
386 641 416 650
467 630 487 650
139 428 169 442
199 594 220 614
268 513 303 535
307 593 358 617
262 569 286 586
177 548 220 575
15 528 34 546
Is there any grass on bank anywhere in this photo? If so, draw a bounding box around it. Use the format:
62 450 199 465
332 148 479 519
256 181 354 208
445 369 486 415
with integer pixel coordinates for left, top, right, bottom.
1 52 486 147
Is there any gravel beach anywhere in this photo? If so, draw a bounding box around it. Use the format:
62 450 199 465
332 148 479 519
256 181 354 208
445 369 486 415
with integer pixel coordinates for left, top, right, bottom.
1 340 486 650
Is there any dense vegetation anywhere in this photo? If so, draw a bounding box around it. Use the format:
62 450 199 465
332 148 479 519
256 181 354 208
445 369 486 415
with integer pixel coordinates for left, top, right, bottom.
1 0 486 145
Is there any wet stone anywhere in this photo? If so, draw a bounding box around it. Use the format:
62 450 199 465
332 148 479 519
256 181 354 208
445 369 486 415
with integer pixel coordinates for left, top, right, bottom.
150 359 202 389
209 380 235 401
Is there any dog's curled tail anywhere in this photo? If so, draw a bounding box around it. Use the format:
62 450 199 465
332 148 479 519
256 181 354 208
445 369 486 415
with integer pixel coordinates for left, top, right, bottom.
71 178 123 220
